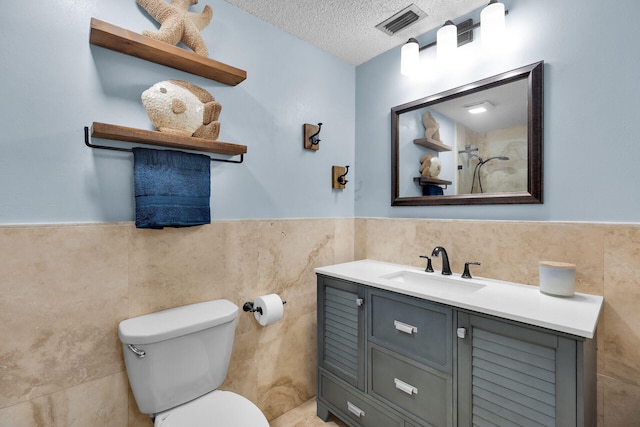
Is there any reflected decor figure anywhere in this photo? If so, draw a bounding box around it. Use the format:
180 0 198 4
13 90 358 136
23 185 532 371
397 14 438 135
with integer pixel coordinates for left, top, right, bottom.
420 154 442 178
422 111 441 142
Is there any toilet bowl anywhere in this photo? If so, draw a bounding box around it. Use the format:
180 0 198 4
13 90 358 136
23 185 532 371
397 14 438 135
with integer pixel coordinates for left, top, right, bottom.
154 390 269 427
118 299 269 426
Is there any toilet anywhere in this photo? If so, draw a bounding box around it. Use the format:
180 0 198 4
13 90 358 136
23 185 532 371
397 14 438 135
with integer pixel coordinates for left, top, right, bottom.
118 299 270 427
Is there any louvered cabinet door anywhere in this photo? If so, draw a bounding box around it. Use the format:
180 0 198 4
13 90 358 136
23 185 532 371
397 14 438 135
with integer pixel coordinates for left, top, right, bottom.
317 276 366 390
456 313 595 427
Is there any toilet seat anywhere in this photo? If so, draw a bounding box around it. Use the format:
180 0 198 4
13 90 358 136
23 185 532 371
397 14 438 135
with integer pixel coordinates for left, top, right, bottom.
154 390 269 427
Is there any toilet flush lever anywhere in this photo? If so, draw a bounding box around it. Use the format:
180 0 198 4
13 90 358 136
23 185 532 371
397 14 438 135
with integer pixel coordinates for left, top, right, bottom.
128 344 146 359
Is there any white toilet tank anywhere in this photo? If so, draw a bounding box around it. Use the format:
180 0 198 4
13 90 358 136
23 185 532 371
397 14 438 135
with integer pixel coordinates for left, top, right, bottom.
118 299 239 415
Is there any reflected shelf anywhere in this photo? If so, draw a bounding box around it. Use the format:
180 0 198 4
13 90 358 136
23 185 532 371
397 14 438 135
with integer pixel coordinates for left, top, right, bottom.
414 137 452 152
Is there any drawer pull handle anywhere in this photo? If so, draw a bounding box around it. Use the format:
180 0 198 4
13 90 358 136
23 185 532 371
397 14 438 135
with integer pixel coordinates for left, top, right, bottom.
347 401 365 418
394 320 417 335
394 378 418 396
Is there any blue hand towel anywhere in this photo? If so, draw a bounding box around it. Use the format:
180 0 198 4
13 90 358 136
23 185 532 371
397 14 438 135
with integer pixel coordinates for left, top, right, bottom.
133 148 211 229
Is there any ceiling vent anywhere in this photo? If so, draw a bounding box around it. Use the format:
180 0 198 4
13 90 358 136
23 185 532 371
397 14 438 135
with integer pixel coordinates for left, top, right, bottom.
376 4 427 36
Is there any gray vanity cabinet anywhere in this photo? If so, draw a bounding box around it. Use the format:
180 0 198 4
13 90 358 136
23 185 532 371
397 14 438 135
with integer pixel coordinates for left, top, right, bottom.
317 274 596 427
456 312 596 427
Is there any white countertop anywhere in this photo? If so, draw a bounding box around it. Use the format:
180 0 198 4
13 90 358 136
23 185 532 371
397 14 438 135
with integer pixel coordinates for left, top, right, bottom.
315 259 603 339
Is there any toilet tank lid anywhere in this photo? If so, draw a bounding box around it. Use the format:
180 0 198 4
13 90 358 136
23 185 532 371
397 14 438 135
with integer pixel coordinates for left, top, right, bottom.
118 299 238 345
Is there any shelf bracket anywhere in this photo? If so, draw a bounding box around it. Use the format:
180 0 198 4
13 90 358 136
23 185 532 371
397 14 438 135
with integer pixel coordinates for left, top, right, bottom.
84 126 244 164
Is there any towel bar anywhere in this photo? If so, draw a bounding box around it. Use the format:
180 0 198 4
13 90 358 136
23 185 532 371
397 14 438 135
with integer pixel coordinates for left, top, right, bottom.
84 126 244 164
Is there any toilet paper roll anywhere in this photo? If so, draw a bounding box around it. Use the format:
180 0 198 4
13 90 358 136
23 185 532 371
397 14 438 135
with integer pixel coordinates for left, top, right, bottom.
253 294 284 326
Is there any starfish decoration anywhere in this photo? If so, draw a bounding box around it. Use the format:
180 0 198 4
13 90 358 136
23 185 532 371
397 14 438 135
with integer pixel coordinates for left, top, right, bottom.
137 0 213 56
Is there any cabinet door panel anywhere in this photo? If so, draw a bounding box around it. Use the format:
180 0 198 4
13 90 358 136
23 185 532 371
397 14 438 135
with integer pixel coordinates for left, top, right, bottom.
318 276 365 389
458 313 577 427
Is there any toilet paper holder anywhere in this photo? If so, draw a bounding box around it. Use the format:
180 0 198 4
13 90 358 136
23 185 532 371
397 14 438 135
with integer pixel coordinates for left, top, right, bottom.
243 299 286 315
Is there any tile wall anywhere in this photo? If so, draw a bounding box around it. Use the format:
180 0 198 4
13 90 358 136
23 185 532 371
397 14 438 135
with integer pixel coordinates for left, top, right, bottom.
0 218 638 426
0 219 353 426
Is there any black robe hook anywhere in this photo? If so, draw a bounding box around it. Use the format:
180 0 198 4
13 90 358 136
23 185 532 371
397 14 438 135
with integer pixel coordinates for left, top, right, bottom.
309 123 322 145
337 165 349 185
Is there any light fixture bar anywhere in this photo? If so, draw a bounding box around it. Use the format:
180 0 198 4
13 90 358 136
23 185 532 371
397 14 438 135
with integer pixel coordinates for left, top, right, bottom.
416 9 508 52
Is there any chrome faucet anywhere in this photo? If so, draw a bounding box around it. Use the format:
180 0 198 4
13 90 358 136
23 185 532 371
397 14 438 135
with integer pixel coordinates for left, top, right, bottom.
431 246 452 275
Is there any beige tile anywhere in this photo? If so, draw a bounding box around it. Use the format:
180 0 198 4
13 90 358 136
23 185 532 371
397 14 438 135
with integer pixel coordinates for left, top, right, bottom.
333 218 355 264
127 221 260 318
0 372 128 427
0 224 129 409
255 311 318 420
603 225 640 386
601 374 640 427
354 218 367 260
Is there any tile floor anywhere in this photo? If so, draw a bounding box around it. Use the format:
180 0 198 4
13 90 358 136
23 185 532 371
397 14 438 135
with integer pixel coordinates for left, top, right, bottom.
270 398 348 427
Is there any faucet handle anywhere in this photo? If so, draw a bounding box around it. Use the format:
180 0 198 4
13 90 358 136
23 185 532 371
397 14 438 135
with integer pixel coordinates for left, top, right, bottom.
462 262 481 279
419 255 434 273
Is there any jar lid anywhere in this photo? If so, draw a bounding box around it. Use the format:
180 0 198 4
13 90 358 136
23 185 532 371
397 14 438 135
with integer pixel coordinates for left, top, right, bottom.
539 261 576 269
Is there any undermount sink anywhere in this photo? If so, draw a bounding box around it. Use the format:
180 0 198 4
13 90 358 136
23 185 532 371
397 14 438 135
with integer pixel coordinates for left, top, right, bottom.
381 270 486 295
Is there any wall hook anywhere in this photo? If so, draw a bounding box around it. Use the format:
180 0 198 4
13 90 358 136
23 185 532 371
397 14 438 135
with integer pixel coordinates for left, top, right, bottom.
332 165 349 189
310 123 322 145
338 166 349 185
303 123 322 150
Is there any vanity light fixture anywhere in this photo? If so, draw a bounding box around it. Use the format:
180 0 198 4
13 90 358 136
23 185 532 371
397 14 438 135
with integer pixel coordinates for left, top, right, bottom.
400 38 420 76
400 1 507 76
437 21 458 62
481 0 506 47
465 101 494 114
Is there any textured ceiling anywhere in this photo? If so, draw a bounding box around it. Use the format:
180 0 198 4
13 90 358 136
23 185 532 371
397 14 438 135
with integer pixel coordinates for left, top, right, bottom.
223 0 488 66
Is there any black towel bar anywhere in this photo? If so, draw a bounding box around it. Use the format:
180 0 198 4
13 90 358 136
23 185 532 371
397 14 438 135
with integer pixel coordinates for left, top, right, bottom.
84 126 244 164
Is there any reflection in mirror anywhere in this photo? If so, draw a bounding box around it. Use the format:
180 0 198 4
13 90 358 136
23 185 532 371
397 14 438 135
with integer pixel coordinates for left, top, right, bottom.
391 61 543 206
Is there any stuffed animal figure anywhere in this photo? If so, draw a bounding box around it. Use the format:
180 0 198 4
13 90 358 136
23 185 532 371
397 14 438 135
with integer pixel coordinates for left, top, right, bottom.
141 80 222 140
420 154 442 178
422 111 441 142
137 0 212 56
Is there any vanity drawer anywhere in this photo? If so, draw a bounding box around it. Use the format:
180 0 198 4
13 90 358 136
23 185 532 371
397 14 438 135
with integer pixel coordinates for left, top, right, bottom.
368 289 453 372
370 347 452 427
319 371 403 427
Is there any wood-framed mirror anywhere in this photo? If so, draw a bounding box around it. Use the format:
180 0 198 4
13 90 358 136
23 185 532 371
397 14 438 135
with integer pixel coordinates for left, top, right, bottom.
391 61 544 206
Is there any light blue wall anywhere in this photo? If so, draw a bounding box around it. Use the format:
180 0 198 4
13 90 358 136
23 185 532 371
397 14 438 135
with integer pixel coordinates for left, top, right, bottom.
4 0 639 224
355 0 640 222
0 0 355 224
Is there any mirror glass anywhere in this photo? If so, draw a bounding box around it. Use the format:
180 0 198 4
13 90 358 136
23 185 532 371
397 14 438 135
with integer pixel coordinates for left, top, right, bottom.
391 61 543 206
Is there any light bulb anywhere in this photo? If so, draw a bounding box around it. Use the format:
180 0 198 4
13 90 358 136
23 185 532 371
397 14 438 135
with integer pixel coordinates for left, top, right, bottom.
481 1 506 48
437 22 457 63
401 38 419 76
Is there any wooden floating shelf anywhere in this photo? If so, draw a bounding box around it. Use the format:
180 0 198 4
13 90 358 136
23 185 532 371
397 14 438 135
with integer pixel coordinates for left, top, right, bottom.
414 137 452 152
89 18 247 86
91 122 247 156
413 177 452 186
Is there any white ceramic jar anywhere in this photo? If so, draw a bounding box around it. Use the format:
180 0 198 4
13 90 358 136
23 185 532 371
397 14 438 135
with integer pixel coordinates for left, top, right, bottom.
539 261 576 297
